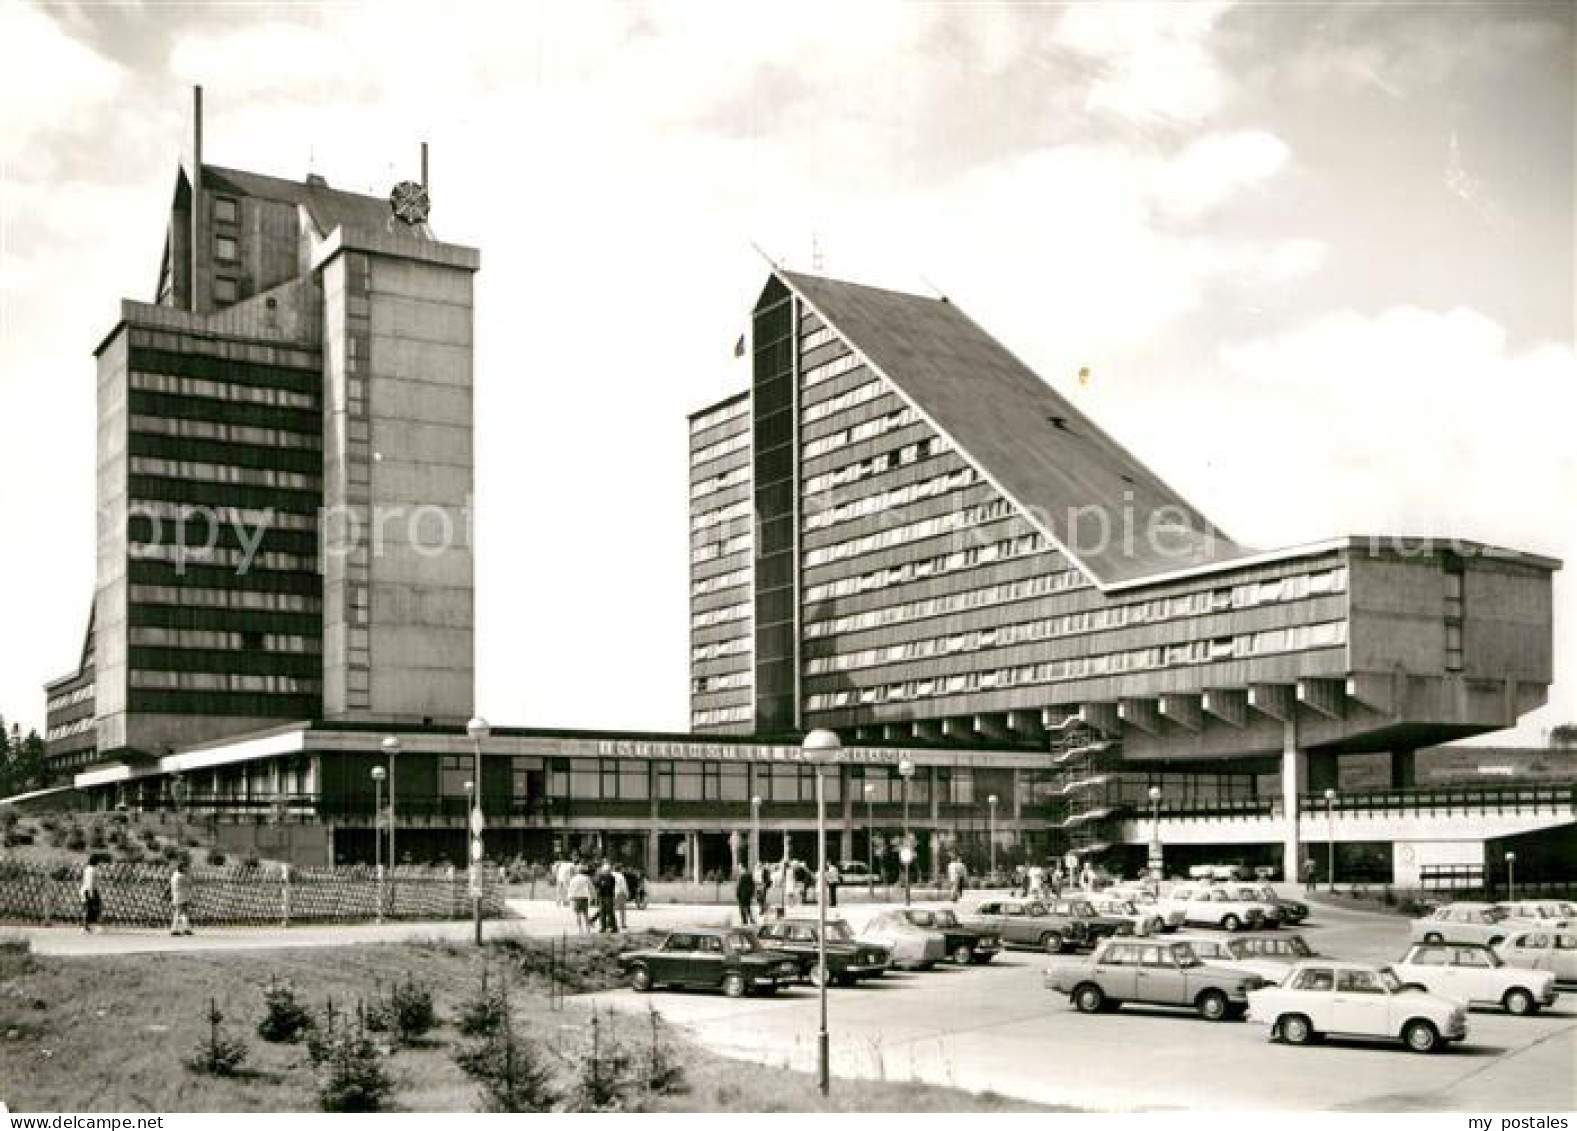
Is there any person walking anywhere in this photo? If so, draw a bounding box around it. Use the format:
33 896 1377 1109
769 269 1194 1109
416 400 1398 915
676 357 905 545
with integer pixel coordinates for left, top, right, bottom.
755 863 772 919
566 865 593 935
79 855 103 933
554 858 574 906
612 864 630 931
1303 857 1317 892
169 862 193 936
824 862 840 908
736 866 757 925
1028 864 1045 899
594 863 617 934
946 857 967 902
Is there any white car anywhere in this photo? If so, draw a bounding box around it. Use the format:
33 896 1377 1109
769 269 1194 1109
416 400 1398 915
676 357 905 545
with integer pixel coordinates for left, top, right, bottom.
1411 903 1514 946
856 910 947 970
1393 942 1558 1015
1107 886 1186 931
1495 901 1572 929
1246 960 1468 1053
1174 933 1321 985
1213 883 1288 928
1494 930 1577 984
1088 895 1166 936
1159 883 1266 932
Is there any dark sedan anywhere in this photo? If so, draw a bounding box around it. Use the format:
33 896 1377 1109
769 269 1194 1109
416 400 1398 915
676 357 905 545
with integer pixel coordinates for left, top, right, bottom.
1045 898 1136 947
619 928 801 998
757 917 891 985
900 907 1002 965
965 898 1091 954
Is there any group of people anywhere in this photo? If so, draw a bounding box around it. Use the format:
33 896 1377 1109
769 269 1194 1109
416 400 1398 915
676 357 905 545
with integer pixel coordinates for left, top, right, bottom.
553 859 642 935
75 855 194 936
734 859 850 924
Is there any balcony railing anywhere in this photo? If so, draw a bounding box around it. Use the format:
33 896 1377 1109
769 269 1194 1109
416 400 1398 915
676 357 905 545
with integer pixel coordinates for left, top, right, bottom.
1297 784 1577 818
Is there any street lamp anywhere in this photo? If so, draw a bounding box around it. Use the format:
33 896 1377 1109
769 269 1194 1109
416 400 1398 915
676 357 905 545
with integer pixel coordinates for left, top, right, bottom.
1506 851 1517 901
1148 785 1162 885
987 794 999 880
750 795 762 885
371 766 386 921
863 784 876 889
1324 788 1337 893
381 736 401 870
802 728 841 1097
467 717 490 945
898 758 915 906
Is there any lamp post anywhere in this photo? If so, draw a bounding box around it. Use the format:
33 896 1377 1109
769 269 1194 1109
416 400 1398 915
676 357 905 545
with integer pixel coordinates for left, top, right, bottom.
467 718 490 945
802 728 841 1097
898 758 915 905
371 766 386 921
1324 788 1336 893
382 736 401 870
987 794 999 880
863 784 876 889
750 795 762 881
1148 785 1163 886
1506 851 1516 901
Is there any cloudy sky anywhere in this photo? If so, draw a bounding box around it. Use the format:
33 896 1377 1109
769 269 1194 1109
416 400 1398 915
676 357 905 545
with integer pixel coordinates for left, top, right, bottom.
1 1 1572 744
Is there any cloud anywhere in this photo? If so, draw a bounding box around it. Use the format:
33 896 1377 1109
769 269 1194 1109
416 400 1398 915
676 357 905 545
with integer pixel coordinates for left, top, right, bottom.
1054 1 1235 125
1156 130 1291 219
0 5 125 167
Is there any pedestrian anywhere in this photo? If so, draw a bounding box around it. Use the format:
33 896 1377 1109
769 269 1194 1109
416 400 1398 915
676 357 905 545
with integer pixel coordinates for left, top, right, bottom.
824 862 840 907
567 865 593 935
1028 864 1045 898
1303 857 1317 892
613 864 630 930
169 861 193 936
789 861 806 907
1014 864 1028 896
594 863 617 934
736 866 757 925
80 854 103 933
555 858 574 906
946 857 967 902
756 863 772 918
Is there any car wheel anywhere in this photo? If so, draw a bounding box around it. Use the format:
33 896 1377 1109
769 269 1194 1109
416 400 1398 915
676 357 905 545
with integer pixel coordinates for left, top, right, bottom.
951 943 975 966
808 963 829 988
1222 914 1242 932
1196 989 1230 1022
1041 932 1065 955
1403 1019 1440 1053
1423 932 1444 944
722 972 748 999
1503 987 1536 1016
1073 983 1106 1014
1278 1013 1314 1046
628 964 652 993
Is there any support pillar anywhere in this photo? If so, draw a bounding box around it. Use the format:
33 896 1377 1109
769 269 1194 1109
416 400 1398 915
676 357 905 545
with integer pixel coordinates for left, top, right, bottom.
1391 750 1416 789
645 827 659 876
1280 721 1306 882
839 767 854 862
690 832 701 884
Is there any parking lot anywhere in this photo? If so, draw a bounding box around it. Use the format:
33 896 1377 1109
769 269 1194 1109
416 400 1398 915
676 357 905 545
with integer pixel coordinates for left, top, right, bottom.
588 895 1577 1112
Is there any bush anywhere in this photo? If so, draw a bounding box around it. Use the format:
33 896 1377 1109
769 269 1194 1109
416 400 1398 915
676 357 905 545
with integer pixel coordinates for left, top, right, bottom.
186 998 249 1077
257 979 315 1043
242 851 261 870
387 978 437 1044
0 805 18 831
182 836 202 849
140 828 161 847
117 844 145 864
65 828 87 852
161 844 181 862
3 830 34 847
206 849 227 867
565 1006 638 1112
456 967 508 1038
314 1023 393 1112
454 1014 558 1111
88 824 107 850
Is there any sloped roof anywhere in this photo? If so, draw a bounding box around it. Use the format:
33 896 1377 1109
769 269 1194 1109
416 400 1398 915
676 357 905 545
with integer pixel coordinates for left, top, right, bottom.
201 165 396 237
776 269 1252 586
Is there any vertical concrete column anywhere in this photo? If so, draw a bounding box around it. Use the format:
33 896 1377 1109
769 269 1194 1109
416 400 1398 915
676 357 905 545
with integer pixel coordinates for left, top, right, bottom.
690 832 701 884
839 766 854 862
645 827 659 877
1281 721 1306 880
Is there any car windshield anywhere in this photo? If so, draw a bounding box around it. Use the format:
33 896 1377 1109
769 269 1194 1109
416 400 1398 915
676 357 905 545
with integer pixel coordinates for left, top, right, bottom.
1377 967 1404 993
1171 944 1203 968
824 921 854 943
1067 902 1095 917
932 910 959 928
1287 937 1313 957
1223 939 1249 958
1483 907 1509 923
724 931 761 954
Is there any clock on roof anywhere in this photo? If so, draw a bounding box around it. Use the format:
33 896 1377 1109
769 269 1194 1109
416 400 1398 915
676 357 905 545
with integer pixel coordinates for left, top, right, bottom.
388 180 430 226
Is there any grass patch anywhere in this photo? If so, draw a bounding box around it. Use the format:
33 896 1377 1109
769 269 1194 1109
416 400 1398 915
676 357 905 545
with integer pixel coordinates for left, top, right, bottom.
0 936 1060 1112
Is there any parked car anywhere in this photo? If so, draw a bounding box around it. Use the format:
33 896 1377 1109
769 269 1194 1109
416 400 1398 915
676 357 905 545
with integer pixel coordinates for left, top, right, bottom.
1411 903 1514 946
1210 883 1288 928
1495 901 1572 929
1246 960 1468 1053
836 861 875 884
965 897 1090 954
756 917 890 985
1106 885 1186 931
1087 894 1167 937
1159 883 1267 932
1392 942 1558 1015
858 909 948 970
1173 933 1321 984
897 907 1002 965
1046 937 1265 1021
620 927 801 998
1188 863 1247 881
1240 883 1309 924
1045 897 1136 945
1494 930 1577 984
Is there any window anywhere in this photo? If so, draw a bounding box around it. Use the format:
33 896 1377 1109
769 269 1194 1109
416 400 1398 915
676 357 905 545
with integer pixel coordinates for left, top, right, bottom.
214 197 238 223
1292 968 1334 991
1453 947 1492 968
1336 969 1383 994
698 935 723 954
213 276 238 303
215 235 238 262
1410 948 1448 966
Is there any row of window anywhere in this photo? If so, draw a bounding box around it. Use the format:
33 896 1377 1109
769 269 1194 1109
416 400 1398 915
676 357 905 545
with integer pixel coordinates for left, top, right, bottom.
692 704 752 726
691 531 752 566
130 371 319 410
690 463 751 501
129 414 320 451
804 568 1085 639
800 325 839 353
692 498 752 534
802 405 918 462
692 568 751 599
129 626 320 653
129 456 319 492
692 636 751 663
804 498 1015 568
130 671 322 694
691 430 751 468
804 621 1349 709
803 532 1052 603
46 684 94 713
692 670 752 693
689 397 750 435
130 541 318 574
46 716 95 742
129 585 322 613
128 330 316 373
803 377 885 424
804 466 976 533
801 351 863 389
691 602 751 630
802 434 954 496
130 500 318 532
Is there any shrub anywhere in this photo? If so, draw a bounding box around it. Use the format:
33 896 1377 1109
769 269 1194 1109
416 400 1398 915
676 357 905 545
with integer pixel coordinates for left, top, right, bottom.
387 978 437 1044
456 967 508 1038
3 830 34 847
640 1005 686 1096
0 805 18 831
65 828 87 852
565 1006 638 1113
242 851 261 870
315 1027 393 1111
257 979 315 1043
88 824 107 850
182 836 202 849
454 1002 558 1112
186 998 249 1077
140 828 161 847
206 849 227 867
118 844 145 864
161 844 181 863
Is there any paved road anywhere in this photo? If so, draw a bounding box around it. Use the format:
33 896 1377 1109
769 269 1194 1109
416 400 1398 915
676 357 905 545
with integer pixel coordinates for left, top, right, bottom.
585 898 1577 1112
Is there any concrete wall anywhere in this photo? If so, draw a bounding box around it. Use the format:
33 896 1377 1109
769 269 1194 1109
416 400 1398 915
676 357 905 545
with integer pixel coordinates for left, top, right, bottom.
93 330 130 753
1463 559 1554 684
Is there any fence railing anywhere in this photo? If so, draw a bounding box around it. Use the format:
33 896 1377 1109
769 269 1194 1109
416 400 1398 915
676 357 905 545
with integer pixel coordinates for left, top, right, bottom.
1297 783 1576 818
